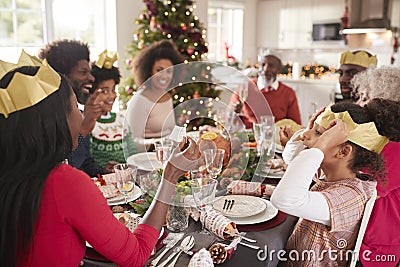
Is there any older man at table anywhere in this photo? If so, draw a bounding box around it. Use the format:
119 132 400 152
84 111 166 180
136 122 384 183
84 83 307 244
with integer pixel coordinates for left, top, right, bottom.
335 50 377 103
229 54 301 129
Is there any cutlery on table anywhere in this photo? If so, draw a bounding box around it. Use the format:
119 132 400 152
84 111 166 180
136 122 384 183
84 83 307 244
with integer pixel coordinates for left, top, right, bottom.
157 235 195 267
229 199 235 211
232 232 257 243
151 233 184 266
239 241 260 250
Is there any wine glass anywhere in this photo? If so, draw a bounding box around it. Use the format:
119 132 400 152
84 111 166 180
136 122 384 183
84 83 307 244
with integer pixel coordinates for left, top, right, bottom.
236 80 248 115
203 149 225 179
154 139 173 168
114 163 137 206
253 123 263 156
138 171 160 198
190 177 218 232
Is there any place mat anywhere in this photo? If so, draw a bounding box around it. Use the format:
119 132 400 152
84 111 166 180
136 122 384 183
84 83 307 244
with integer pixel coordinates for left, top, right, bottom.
262 178 281 185
237 211 286 232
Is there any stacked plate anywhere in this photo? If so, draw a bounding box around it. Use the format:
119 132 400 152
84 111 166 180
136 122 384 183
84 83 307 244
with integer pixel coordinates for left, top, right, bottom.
126 152 162 171
212 195 278 225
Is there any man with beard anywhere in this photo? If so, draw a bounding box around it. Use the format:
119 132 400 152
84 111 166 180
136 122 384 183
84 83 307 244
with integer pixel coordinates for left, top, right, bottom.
335 50 377 103
39 39 105 176
230 54 301 128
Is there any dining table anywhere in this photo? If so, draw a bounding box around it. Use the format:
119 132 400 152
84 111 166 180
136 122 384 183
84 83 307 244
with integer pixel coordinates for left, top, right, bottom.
85 129 295 266
83 212 298 267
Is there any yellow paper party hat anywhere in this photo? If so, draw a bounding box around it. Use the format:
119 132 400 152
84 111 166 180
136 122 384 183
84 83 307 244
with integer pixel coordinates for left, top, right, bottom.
0 50 61 118
340 50 378 69
315 106 388 153
95 50 118 69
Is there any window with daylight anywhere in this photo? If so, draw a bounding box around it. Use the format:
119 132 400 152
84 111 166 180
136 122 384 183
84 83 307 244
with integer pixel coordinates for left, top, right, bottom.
207 2 243 63
0 0 109 62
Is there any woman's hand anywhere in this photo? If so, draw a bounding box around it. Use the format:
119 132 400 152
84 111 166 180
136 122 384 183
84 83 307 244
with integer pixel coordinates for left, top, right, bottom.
163 137 201 183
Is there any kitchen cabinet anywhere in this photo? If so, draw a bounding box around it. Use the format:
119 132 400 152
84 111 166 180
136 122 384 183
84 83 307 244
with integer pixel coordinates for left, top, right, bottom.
279 78 338 127
257 0 344 49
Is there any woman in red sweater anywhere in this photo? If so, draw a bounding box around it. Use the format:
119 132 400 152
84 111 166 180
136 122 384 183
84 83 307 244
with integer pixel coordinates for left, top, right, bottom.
0 56 200 267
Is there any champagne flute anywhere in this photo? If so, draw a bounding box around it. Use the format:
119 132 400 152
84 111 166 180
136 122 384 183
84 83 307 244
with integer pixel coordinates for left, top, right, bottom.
253 123 264 156
154 139 173 168
237 80 248 115
190 177 218 232
114 164 137 206
203 149 225 179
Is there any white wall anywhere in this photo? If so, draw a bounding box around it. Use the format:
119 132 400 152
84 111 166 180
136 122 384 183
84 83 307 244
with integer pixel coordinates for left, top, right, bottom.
115 0 145 80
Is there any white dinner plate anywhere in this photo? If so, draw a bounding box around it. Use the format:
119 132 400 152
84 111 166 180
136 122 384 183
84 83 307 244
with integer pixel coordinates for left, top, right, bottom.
213 195 267 218
107 186 142 206
127 152 162 171
275 144 284 154
265 169 284 179
226 198 278 225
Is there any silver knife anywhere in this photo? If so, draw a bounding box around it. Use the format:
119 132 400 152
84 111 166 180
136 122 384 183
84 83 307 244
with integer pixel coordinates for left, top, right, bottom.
151 233 184 266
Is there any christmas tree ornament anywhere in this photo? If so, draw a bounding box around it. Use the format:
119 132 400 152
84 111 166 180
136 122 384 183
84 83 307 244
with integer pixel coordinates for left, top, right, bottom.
209 243 228 264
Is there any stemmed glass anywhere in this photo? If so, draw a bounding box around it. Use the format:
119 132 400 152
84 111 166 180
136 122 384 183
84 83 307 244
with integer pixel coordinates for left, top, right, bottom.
154 139 173 168
114 163 137 206
236 80 248 115
253 123 263 156
203 149 225 179
190 177 218 232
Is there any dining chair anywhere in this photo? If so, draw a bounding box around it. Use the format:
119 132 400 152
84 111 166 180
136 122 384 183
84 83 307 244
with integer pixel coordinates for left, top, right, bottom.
348 188 377 267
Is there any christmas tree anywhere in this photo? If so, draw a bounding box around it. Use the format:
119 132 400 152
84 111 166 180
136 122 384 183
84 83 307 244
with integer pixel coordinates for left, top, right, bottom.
119 0 221 130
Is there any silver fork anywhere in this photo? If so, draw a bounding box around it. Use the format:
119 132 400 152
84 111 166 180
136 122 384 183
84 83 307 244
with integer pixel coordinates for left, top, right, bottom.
166 235 195 267
151 233 184 266
157 235 195 267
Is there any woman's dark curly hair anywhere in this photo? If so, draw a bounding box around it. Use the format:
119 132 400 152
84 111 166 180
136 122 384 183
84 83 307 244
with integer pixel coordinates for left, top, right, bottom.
0 66 73 267
331 99 400 181
38 39 90 76
132 40 184 86
90 63 121 92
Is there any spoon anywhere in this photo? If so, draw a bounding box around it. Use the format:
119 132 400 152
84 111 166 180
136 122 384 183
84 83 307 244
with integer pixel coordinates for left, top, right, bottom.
166 235 195 267
157 235 195 267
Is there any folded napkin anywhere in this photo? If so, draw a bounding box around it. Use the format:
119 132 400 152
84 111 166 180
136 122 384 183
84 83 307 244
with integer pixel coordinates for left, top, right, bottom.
227 180 263 196
188 248 214 267
201 209 238 240
227 180 276 197
99 184 118 198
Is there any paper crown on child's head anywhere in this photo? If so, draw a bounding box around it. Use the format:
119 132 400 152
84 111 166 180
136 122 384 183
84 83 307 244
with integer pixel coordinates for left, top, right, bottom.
95 50 118 69
340 50 378 69
315 106 388 153
0 50 61 118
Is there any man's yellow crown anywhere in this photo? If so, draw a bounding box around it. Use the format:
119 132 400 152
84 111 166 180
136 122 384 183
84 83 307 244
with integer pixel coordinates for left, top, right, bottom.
0 50 61 118
340 50 378 69
315 106 388 153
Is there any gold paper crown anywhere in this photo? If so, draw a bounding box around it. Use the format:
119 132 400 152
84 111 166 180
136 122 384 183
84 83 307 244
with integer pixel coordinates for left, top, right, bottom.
340 50 378 69
95 50 118 69
0 50 61 118
315 106 388 153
